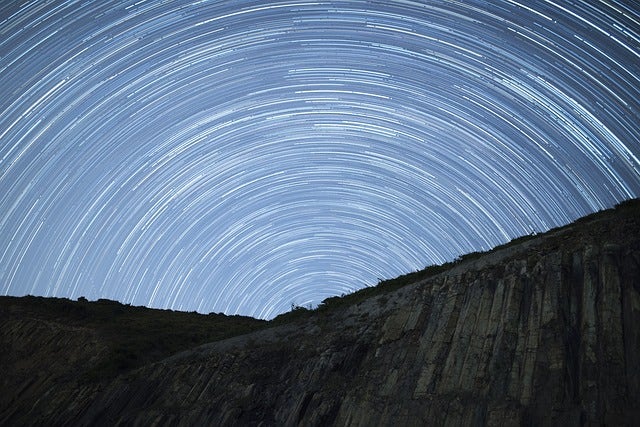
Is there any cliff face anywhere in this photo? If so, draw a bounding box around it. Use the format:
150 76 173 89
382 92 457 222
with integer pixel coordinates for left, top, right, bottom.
2 201 639 426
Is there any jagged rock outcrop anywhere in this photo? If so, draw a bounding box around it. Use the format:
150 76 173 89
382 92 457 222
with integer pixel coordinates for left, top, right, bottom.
2 200 639 426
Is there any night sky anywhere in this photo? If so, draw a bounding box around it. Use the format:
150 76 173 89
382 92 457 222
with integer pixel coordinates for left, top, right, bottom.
1 1 639 319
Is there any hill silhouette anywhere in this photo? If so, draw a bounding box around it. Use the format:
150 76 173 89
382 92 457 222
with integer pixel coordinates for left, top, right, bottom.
1 198 639 425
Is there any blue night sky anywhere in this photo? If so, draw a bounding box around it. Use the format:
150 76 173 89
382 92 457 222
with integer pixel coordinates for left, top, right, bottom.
1 0 639 319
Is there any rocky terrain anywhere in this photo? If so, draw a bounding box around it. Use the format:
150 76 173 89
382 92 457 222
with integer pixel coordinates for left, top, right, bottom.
1 199 639 426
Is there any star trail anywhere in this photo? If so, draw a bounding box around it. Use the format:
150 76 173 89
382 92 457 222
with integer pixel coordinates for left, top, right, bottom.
1 1 639 319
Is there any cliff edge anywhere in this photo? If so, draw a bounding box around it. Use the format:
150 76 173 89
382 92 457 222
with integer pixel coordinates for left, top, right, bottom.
2 200 639 426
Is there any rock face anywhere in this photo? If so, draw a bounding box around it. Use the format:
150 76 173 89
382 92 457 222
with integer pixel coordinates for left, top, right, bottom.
2 200 639 426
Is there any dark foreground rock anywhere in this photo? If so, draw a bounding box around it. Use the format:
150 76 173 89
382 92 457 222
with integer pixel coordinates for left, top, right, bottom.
2 200 639 426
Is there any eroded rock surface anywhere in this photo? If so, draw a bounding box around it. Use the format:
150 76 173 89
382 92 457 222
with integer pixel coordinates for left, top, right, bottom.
2 201 639 426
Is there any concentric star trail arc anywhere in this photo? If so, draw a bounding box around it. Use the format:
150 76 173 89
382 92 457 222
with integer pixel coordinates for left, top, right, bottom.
1 0 639 319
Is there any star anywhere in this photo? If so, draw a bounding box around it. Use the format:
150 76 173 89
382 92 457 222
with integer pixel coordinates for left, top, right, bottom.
1 0 638 318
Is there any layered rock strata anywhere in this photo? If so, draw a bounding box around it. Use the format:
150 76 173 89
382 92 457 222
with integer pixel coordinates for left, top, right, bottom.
2 202 639 426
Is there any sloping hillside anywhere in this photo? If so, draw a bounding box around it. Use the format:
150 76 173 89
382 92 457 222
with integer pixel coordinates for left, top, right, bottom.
1 199 639 426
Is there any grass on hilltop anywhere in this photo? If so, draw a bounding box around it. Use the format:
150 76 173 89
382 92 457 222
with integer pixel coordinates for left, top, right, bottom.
272 198 640 323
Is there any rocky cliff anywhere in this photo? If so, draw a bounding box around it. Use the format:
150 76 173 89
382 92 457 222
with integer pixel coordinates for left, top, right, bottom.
2 200 639 426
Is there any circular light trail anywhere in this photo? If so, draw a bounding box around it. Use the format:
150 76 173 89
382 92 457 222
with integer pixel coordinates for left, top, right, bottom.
1 0 639 318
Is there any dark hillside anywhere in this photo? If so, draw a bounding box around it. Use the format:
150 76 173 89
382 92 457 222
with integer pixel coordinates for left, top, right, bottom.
1 198 639 426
